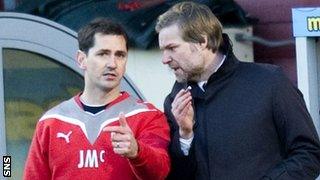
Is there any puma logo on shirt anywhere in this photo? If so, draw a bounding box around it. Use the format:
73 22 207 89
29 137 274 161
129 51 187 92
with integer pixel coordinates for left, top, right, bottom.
57 131 72 143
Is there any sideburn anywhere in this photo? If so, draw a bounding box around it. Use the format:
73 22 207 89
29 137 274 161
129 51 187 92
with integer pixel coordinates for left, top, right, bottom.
189 43 198 53
185 43 206 81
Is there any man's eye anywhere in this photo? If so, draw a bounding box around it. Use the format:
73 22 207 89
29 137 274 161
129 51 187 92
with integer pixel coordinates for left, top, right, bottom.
116 53 126 58
168 47 176 51
98 52 108 56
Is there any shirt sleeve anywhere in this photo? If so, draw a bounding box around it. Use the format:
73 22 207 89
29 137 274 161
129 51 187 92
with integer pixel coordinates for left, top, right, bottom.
179 136 194 156
128 109 170 180
23 122 51 180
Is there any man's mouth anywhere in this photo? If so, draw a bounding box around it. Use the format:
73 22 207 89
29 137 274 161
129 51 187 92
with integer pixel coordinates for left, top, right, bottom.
103 73 117 79
173 68 183 74
170 66 179 71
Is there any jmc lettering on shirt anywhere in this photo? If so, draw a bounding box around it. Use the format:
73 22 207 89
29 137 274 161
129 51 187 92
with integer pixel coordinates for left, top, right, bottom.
77 150 106 168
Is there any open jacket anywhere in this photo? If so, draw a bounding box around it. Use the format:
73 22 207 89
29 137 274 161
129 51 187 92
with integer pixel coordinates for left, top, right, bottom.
165 34 320 180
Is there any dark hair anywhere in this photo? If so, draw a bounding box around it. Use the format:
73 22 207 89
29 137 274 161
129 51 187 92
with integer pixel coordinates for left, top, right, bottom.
78 18 128 54
156 2 223 53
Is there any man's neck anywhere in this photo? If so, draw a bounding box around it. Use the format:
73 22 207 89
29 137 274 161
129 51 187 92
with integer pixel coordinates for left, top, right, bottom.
80 86 120 106
198 51 224 82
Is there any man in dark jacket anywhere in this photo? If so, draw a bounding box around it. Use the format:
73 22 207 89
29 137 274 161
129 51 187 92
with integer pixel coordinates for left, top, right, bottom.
155 1 320 179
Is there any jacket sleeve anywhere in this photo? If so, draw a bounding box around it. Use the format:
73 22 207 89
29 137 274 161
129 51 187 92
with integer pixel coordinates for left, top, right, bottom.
163 95 197 180
128 109 171 180
263 67 320 179
23 122 51 180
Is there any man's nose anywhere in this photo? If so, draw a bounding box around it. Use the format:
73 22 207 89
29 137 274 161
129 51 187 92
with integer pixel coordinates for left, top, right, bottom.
107 56 117 68
162 53 172 65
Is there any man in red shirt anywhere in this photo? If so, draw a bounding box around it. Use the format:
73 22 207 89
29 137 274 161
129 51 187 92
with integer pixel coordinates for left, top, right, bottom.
24 18 170 180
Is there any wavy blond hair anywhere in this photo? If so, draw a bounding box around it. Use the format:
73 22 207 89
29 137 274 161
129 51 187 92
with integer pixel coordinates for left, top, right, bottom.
156 1 223 53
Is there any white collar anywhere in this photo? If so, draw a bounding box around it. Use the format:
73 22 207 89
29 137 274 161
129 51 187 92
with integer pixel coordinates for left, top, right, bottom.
215 55 226 73
197 81 207 92
197 55 226 92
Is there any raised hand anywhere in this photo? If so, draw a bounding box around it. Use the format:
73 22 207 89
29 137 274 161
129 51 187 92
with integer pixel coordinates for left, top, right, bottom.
103 112 138 158
171 88 194 139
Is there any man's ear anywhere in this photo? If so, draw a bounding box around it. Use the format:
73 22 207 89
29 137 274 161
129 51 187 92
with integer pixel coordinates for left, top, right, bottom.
199 35 208 50
76 50 86 69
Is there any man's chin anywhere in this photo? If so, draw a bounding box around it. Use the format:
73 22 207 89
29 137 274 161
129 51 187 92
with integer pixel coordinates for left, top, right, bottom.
175 76 187 83
100 83 120 92
175 75 199 83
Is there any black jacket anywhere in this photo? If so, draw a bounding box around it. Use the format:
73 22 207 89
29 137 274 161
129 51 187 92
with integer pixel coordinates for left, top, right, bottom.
164 35 320 180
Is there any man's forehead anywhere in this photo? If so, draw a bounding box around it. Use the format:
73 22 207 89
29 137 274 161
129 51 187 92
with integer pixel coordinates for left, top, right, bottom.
94 34 127 49
159 25 183 47
94 33 125 42
159 24 181 37
86 34 127 55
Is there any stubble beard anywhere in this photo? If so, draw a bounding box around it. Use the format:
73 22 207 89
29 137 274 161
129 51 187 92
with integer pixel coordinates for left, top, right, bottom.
175 67 204 83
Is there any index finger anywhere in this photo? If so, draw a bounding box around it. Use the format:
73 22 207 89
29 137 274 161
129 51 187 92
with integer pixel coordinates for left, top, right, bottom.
118 112 128 127
103 126 127 134
173 89 189 104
